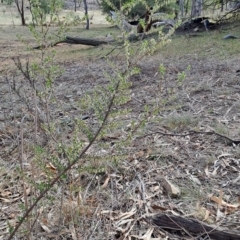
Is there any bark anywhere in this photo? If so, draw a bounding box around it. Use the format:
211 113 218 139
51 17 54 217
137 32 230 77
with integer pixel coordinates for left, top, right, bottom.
149 214 240 240
28 0 37 27
15 0 26 26
191 0 202 18
74 0 77 12
33 37 110 49
179 0 184 17
32 33 151 49
220 0 224 12
185 0 189 15
175 0 179 19
65 36 107 45
83 0 89 30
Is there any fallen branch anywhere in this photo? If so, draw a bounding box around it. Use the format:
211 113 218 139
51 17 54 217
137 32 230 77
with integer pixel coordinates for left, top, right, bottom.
33 36 111 49
141 129 240 145
32 33 152 49
65 36 111 46
147 214 240 240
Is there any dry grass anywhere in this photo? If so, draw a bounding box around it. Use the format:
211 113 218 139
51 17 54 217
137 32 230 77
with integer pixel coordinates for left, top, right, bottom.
0 3 108 25
1 5 240 239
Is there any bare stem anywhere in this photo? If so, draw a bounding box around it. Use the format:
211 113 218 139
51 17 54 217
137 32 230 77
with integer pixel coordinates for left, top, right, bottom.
7 79 121 239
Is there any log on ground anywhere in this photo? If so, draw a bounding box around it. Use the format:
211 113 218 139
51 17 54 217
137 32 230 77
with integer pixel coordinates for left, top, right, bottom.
148 214 240 240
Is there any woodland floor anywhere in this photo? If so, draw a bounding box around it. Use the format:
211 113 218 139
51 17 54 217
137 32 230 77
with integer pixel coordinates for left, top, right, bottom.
1 3 240 240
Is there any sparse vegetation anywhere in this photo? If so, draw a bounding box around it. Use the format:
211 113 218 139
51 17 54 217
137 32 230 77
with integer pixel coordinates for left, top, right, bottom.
1 0 240 239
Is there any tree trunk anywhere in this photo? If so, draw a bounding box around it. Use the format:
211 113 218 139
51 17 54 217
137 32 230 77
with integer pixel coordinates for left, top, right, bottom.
179 0 184 17
74 0 77 12
15 0 26 25
83 0 89 30
174 0 179 19
220 0 224 11
150 214 240 240
191 0 202 18
185 0 189 15
28 0 36 27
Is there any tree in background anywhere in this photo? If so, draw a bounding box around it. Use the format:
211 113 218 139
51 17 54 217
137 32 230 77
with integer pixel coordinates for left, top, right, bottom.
73 0 83 11
1 0 14 4
15 0 26 25
83 0 89 29
28 0 64 26
179 0 184 17
191 0 202 17
101 0 179 20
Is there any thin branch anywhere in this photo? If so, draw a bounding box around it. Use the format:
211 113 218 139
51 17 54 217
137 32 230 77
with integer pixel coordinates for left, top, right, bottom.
20 115 31 240
7 79 121 239
140 130 240 145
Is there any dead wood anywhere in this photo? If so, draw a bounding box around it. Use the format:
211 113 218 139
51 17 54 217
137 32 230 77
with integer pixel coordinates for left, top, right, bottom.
32 33 153 49
64 36 111 46
148 214 240 240
33 36 111 49
141 130 240 146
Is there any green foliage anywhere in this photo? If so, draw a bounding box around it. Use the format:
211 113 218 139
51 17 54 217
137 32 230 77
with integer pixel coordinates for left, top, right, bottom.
101 0 177 19
7 221 14 234
159 63 166 76
29 0 64 26
177 65 190 86
158 112 198 132
6 0 179 237
2 0 14 4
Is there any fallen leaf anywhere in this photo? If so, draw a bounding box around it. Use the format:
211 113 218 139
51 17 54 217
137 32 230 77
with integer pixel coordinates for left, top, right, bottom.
0 191 12 197
46 162 57 173
40 222 51 233
161 178 181 198
189 174 201 185
210 195 240 212
212 166 219 176
216 208 225 221
102 176 110 188
0 198 11 203
204 165 210 177
151 203 168 211
203 209 210 222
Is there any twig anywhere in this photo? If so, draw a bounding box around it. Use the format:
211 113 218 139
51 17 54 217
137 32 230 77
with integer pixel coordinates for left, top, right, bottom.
99 45 122 59
32 36 112 49
141 130 240 145
137 174 148 214
7 78 121 239
6 74 17 127
20 115 32 240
